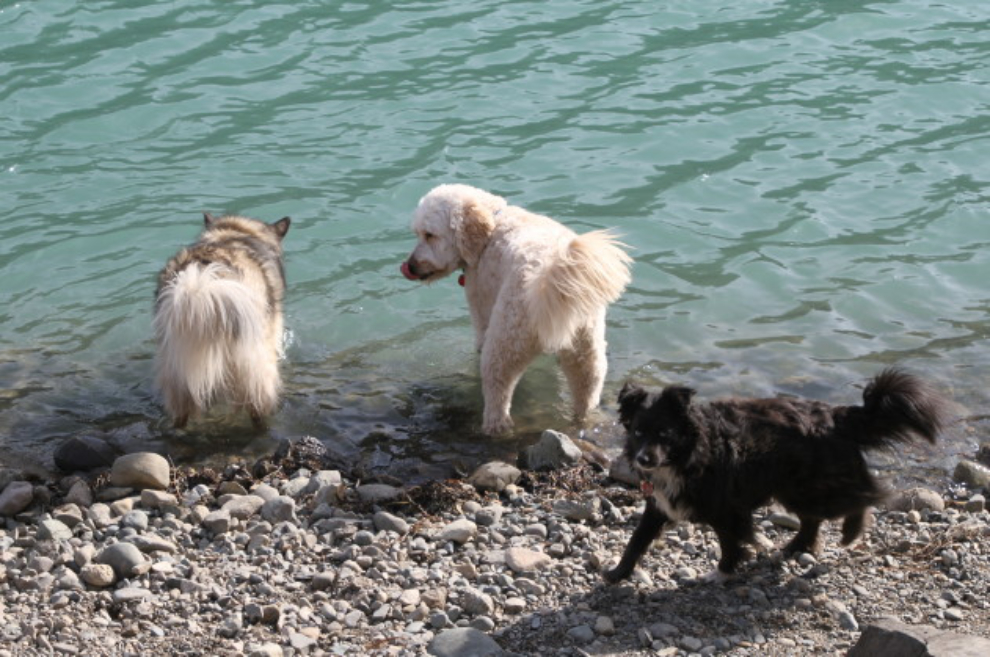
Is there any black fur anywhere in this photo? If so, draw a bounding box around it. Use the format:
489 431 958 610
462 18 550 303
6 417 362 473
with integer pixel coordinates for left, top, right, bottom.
604 368 948 583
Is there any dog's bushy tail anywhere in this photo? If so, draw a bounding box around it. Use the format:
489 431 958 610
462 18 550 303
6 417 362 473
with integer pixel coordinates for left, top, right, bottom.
527 230 632 351
154 262 277 420
853 368 948 449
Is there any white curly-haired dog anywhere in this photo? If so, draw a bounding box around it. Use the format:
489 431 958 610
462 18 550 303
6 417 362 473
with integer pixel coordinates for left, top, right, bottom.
401 184 633 435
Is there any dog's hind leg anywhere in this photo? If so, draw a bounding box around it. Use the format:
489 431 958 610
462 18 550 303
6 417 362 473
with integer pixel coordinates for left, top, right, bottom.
558 312 607 421
784 516 822 555
840 508 869 546
603 496 668 583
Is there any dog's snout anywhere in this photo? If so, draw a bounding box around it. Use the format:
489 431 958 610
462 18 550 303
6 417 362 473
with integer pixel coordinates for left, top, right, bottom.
400 259 419 281
635 449 657 469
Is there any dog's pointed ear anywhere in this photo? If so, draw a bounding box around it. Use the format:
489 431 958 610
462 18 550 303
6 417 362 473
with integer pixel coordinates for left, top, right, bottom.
660 386 696 412
204 212 217 227
271 216 291 240
617 382 647 407
453 200 495 265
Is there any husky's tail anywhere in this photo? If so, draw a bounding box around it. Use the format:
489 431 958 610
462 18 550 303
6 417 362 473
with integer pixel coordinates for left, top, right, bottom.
852 368 948 449
526 230 632 352
154 262 278 424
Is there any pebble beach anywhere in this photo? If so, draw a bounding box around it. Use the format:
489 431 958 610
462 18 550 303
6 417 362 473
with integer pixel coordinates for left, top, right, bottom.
1 434 989 657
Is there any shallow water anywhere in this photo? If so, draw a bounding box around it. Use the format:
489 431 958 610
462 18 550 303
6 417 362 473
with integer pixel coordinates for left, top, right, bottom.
1 1 988 485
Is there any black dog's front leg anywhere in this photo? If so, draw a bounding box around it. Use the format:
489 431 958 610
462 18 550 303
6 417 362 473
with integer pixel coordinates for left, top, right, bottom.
603 496 668 583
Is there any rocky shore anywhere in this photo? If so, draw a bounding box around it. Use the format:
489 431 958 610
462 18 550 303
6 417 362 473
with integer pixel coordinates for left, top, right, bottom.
1 432 988 656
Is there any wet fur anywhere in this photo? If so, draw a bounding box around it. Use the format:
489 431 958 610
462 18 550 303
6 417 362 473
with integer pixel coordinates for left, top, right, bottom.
604 369 948 583
154 213 290 428
401 184 632 434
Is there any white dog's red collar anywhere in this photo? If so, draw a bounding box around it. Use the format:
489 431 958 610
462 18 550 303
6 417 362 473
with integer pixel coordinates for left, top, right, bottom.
458 272 465 287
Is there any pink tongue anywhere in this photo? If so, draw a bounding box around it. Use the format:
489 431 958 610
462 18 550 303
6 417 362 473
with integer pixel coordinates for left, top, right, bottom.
400 261 418 281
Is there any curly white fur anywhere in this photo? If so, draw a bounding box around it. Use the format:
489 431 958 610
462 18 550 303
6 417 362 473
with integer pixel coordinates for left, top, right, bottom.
402 184 632 434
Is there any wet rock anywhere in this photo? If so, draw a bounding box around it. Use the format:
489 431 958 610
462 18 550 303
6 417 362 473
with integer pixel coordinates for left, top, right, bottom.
520 430 583 471
53 435 118 472
953 460 990 491
467 461 521 493
109 453 170 490
0 481 34 516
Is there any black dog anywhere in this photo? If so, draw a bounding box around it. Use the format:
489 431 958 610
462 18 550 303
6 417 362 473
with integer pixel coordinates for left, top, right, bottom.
604 368 948 583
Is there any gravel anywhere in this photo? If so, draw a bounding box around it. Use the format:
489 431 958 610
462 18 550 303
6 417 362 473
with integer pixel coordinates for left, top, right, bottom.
0 441 987 656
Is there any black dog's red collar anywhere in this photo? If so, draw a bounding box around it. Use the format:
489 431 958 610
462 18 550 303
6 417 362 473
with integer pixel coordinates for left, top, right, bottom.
641 481 654 497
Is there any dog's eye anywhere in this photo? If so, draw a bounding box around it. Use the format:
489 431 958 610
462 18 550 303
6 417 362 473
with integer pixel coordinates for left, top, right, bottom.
423 232 435 241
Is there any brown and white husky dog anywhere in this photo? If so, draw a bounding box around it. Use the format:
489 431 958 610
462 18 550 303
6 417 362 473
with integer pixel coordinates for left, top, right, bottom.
154 213 290 428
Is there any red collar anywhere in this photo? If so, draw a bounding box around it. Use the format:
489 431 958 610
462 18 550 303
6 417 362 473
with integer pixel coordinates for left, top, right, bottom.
458 272 465 287
641 481 654 497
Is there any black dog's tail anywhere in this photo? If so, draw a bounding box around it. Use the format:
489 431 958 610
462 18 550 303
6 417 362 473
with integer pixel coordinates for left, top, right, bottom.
853 368 948 449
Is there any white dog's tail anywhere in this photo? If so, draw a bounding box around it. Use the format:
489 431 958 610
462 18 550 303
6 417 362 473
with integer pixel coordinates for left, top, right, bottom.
526 230 632 352
154 262 277 420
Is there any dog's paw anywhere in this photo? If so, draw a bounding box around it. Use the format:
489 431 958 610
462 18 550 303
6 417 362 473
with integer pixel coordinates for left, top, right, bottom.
481 415 514 436
697 569 733 585
602 565 629 584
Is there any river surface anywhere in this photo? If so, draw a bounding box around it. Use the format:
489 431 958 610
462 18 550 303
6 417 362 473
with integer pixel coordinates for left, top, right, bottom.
1 1 988 485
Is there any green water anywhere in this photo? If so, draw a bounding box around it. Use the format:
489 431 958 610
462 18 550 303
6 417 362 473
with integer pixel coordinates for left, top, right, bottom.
1 1 987 483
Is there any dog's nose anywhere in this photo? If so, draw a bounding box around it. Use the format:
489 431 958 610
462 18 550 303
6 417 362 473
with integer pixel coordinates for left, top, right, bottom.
635 451 656 469
400 260 419 281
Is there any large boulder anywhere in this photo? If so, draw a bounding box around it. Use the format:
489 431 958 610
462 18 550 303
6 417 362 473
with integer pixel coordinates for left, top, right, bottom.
848 617 990 657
